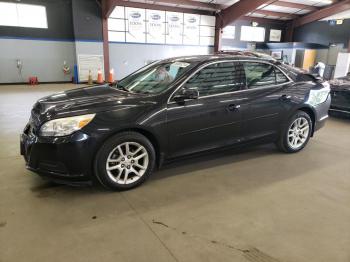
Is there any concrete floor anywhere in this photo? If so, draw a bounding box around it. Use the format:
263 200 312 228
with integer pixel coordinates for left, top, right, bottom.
1 84 350 262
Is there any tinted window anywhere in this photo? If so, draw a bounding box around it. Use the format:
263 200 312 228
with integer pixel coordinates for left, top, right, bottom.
184 62 245 96
244 62 276 88
276 68 289 84
117 61 194 94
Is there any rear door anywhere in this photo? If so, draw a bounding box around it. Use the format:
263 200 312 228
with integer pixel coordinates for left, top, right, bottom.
166 61 247 158
241 61 292 140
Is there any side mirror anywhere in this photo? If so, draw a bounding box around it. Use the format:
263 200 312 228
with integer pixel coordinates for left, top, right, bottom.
173 88 199 103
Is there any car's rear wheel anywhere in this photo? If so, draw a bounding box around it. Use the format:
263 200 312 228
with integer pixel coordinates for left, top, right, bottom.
94 132 156 190
276 110 312 153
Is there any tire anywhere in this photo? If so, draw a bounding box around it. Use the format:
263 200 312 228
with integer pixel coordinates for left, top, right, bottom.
276 110 312 153
94 132 156 190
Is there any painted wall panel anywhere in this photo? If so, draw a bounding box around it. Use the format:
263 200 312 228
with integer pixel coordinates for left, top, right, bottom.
0 39 75 83
294 20 350 47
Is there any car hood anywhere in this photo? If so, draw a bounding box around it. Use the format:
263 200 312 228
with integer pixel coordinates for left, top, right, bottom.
31 84 157 122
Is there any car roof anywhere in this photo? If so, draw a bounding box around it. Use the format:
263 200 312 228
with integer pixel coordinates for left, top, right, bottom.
163 51 277 64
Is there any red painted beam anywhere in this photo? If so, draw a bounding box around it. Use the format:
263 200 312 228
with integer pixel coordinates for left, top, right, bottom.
273 1 318 11
152 0 220 11
253 9 299 19
240 16 287 25
103 0 214 17
285 20 295 42
102 0 110 80
214 15 222 52
220 0 276 28
294 0 350 27
103 0 120 19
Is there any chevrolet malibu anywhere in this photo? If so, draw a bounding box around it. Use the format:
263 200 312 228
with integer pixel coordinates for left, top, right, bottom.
21 52 331 190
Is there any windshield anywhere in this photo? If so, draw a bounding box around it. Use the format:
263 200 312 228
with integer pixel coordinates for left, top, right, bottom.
116 61 193 94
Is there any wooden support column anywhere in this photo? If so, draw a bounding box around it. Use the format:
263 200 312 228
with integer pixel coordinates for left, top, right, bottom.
214 14 222 53
102 0 110 80
285 20 295 42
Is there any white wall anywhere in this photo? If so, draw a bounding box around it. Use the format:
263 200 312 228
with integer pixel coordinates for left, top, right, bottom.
75 41 103 59
0 38 76 83
109 42 213 79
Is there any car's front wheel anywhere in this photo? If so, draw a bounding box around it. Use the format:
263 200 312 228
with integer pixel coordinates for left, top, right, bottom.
94 132 156 190
276 110 312 153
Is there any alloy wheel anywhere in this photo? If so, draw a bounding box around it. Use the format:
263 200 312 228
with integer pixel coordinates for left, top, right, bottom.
106 142 149 185
287 117 310 150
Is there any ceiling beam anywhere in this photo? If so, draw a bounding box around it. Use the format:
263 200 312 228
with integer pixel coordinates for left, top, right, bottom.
272 1 318 11
151 0 220 11
253 9 299 19
241 16 288 25
220 0 276 28
102 0 214 18
102 0 120 18
294 0 350 27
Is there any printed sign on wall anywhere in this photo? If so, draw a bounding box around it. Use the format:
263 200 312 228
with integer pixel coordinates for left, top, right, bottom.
146 10 165 44
77 54 104 82
222 26 235 39
183 13 200 45
108 6 215 46
166 12 183 45
269 29 282 42
126 7 145 43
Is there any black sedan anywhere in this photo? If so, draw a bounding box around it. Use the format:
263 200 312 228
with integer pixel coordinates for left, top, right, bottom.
21 53 331 190
329 73 350 117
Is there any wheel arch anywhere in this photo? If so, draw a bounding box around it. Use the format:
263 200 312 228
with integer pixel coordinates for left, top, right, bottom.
296 106 316 136
95 127 163 169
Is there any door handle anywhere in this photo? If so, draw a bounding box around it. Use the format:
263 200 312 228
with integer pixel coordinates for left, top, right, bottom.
280 94 291 101
227 104 240 112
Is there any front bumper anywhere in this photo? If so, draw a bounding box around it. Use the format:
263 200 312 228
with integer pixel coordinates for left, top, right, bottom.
20 127 98 184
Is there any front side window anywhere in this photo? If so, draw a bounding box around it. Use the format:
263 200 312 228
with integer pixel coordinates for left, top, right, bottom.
243 62 289 89
275 68 289 84
183 62 246 97
117 61 193 94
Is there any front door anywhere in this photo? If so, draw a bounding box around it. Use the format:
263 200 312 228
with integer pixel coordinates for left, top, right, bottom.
166 61 247 158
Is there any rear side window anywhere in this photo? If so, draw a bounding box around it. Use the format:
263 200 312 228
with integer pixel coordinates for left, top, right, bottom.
185 62 246 97
243 62 289 89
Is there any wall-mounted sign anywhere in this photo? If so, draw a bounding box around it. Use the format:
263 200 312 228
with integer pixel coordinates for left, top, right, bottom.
222 26 235 39
271 50 283 60
183 13 200 45
126 7 145 43
77 54 104 82
166 12 183 45
146 10 165 44
269 29 282 42
108 7 215 47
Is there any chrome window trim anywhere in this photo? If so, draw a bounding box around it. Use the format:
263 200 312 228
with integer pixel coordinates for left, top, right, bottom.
167 59 293 104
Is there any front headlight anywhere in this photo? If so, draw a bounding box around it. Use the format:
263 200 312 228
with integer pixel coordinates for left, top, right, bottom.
40 114 95 137
307 84 330 106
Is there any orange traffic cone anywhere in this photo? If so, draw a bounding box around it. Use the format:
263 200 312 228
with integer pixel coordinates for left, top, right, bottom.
96 68 104 84
108 68 114 83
